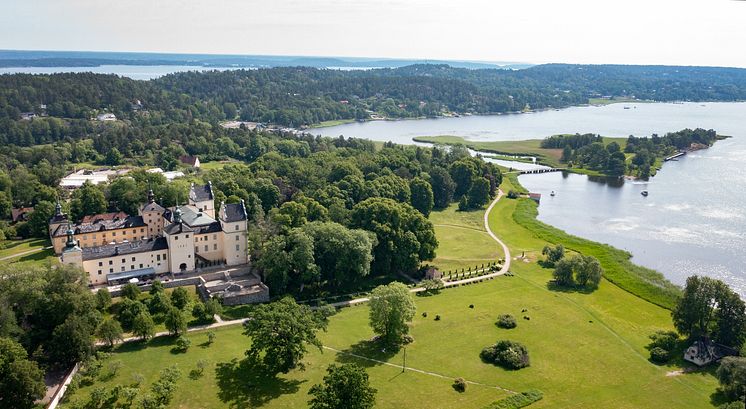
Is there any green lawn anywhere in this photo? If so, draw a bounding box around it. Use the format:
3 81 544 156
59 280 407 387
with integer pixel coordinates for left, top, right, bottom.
308 119 357 128
199 160 240 171
0 238 48 259
413 136 564 168
429 204 502 274
62 174 719 408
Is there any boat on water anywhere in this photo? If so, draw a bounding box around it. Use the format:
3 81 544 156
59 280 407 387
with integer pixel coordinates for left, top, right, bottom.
641 190 649 197
623 106 631 109
550 191 556 197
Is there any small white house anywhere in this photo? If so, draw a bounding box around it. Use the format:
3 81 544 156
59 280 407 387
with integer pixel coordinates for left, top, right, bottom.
97 113 117 121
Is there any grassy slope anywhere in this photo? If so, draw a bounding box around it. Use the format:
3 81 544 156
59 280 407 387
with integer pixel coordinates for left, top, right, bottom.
0 238 47 258
428 204 502 273
63 178 717 408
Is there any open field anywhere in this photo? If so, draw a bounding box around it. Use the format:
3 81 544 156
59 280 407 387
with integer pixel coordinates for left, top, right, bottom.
429 204 502 273
308 119 357 128
587 97 650 106
62 177 718 408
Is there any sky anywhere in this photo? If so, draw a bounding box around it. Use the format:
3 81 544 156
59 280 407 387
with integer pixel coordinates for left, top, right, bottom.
2 0 746 67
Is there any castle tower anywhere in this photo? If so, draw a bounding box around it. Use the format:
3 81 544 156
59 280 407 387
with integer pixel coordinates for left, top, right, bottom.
140 188 165 238
60 224 83 268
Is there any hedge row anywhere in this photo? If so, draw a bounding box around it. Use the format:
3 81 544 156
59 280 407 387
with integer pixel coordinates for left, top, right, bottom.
482 389 544 409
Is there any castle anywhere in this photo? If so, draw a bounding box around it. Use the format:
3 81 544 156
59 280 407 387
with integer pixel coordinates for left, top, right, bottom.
54 182 250 286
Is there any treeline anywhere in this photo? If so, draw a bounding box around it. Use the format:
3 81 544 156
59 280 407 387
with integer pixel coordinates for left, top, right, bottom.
555 128 718 177
3 63 746 137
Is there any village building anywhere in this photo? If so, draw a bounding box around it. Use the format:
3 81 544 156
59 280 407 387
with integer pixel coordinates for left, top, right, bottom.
96 113 117 121
55 182 251 286
179 155 201 168
11 206 34 223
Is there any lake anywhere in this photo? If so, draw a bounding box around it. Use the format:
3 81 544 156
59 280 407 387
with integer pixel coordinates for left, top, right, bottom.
313 102 746 294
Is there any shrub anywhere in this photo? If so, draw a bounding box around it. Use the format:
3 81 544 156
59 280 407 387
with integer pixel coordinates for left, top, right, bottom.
507 190 519 199
422 312 428 318
207 331 216 345
481 340 530 369
647 330 678 352
175 336 191 352
482 389 544 409
453 377 467 392
496 314 517 329
434 315 441 321
649 347 669 364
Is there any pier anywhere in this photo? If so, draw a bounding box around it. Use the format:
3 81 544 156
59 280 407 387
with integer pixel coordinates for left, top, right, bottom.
664 151 686 161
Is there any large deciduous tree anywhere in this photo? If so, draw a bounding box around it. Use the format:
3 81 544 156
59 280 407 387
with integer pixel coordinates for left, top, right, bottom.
308 363 377 409
243 297 328 374
409 177 434 217
350 198 437 275
429 167 456 209
368 282 416 346
673 276 746 348
0 337 46 409
70 180 107 221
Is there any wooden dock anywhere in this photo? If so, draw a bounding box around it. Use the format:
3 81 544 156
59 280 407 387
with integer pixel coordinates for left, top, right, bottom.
518 168 566 175
664 151 686 161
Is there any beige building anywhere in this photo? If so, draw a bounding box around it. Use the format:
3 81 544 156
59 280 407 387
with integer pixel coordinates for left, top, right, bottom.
55 183 250 286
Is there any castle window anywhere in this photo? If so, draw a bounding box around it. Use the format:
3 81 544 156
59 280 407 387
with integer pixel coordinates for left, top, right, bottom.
164 254 167 260
121 266 125 271
213 234 217 240
109 260 113 265
112 232 116 237
195 246 199 253
156 254 161 261
236 235 239 241
204 245 208 252
132 257 136 262
185 234 190 238
99 262 103 267
109 268 113 273
139 264 143 268
235 225 239 231
214 244 217 251
236 244 240 251
130 265 134 270
98 270 102 275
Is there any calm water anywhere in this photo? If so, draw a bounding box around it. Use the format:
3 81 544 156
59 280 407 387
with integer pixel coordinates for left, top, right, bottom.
313 102 746 144
315 102 746 293
0 65 234 80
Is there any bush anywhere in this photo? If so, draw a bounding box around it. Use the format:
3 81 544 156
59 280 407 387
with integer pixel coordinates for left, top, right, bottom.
649 347 670 364
434 315 441 321
647 330 678 352
507 190 519 199
453 377 467 392
496 314 517 329
207 331 216 345
482 389 544 409
481 340 530 370
175 336 191 352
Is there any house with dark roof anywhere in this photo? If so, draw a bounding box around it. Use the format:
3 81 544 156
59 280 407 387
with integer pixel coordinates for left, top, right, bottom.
11 207 34 223
179 155 201 168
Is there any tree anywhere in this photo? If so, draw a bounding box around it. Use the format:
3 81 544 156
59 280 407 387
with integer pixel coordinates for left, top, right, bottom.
541 244 565 266
105 147 123 166
171 287 190 310
449 160 477 197
96 318 123 347
204 298 223 319
302 222 375 288
605 151 627 176
350 198 437 275
95 288 112 311
552 259 575 286
368 282 416 345
0 338 46 409
717 357 746 402
243 297 327 374
458 194 469 211
164 307 187 336
132 311 156 341
149 279 165 295
117 299 148 331
480 340 530 369
48 315 96 368
109 177 142 215
575 255 603 288
25 200 55 238
466 177 490 209
308 363 377 409
148 291 172 315
409 177 434 217
429 167 455 208
121 283 141 300
70 181 106 221
672 276 746 348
